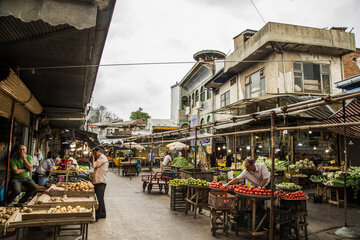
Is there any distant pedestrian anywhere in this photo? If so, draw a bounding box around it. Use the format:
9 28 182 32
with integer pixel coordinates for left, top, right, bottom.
92 147 109 221
147 150 155 171
225 153 233 168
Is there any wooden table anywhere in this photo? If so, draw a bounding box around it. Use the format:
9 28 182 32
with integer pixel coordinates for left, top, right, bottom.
8 210 95 240
235 193 271 239
325 184 349 207
185 185 209 218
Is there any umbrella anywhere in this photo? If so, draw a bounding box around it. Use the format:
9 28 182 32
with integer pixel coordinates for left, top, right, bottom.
121 142 145 151
166 141 189 150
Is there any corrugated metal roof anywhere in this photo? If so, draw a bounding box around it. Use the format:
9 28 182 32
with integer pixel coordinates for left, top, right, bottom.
322 97 360 138
281 96 334 120
0 15 73 45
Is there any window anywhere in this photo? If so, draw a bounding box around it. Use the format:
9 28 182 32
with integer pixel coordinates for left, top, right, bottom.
293 62 330 93
206 115 211 133
200 118 205 134
200 86 205 102
188 96 191 108
230 77 236 86
181 96 188 110
220 91 230 107
207 89 211 99
245 69 265 98
195 90 199 102
192 93 195 107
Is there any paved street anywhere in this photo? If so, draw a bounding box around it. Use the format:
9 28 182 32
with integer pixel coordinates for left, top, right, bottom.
4 169 360 240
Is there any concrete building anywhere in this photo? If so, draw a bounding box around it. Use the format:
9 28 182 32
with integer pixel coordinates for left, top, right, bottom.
205 22 356 162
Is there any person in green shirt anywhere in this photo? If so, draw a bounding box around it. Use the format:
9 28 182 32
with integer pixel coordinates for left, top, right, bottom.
7 145 37 204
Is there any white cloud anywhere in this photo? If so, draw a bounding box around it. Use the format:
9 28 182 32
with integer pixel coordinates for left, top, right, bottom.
91 0 360 120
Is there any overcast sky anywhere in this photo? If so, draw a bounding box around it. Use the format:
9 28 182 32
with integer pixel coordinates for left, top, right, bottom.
91 0 360 121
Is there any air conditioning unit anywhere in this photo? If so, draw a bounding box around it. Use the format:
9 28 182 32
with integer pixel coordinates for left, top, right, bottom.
196 101 203 110
185 107 191 115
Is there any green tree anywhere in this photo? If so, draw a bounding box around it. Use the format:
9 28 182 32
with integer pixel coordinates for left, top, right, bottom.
130 107 151 122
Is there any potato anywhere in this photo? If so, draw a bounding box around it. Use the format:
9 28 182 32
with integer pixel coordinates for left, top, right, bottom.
3 214 10 219
25 208 33 213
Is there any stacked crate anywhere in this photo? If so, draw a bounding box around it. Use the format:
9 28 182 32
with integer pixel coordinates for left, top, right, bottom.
170 185 187 211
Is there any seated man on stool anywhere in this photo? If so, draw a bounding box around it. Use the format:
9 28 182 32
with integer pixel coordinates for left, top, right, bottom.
7 145 37 204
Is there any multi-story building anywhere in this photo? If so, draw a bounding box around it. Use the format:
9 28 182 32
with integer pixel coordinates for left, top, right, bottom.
171 50 226 161
205 22 356 163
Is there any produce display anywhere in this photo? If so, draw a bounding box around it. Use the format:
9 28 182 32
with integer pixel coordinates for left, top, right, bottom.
187 177 209 187
289 159 315 170
310 175 327 183
49 197 69 202
20 207 33 213
292 174 308 178
172 157 193 169
56 181 94 192
279 191 307 200
233 171 242 178
0 207 17 224
168 178 209 187
276 182 302 189
231 162 245 170
209 182 238 192
168 179 188 186
47 205 92 214
216 174 228 182
256 156 288 172
234 185 279 197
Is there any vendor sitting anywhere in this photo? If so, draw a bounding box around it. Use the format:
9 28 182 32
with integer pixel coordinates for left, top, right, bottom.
223 157 270 189
33 156 61 184
7 145 37 204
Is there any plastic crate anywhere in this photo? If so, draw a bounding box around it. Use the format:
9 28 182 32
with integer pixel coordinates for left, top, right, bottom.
208 192 236 210
170 185 187 211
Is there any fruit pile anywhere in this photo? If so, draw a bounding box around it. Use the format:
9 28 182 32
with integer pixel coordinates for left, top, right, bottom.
209 181 237 191
234 185 279 197
279 191 307 200
187 177 209 187
168 179 188 186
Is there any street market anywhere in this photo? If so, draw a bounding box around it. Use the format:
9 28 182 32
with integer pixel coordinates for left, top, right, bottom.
0 0 360 240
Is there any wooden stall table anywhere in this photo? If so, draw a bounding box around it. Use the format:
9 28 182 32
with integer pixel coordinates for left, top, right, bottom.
8 208 95 240
324 184 349 207
235 192 271 239
185 185 209 218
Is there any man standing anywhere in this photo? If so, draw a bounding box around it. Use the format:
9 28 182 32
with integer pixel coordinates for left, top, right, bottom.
223 157 270 188
7 145 37 204
160 151 172 172
92 147 108 221
147 150 155 172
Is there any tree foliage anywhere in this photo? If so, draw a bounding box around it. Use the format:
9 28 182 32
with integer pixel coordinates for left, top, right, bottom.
130 107 151 122
86 105 121 123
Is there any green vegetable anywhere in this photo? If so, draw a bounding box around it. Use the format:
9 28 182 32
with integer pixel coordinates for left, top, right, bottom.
310 175 327 183
216 174 228 182
276 182 302 189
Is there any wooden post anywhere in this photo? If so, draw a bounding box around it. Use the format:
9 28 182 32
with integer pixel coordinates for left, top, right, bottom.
269 111 276 240
290 133 295 164
342 100 348 227
234 135 237 169
150 136 154 174
5 100 15 206
251 133 255 159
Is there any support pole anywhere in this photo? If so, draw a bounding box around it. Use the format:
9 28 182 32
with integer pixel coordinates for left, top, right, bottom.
5 100 15 206
251 133 255 159
269 111 276 240
151 136 154 174
234 134 237 170
194 127 198 179
342 100 348 227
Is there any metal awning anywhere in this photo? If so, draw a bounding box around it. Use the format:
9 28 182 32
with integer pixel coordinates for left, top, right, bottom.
322 97 360 138
215 119 254 130
0 0 116 129
335 74 360 90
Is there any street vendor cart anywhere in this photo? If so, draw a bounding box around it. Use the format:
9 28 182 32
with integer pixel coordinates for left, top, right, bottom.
141 172 177 194
121 161 139 176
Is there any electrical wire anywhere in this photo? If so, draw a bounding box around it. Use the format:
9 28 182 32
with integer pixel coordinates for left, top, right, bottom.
250 0 267 24
0 59 346 71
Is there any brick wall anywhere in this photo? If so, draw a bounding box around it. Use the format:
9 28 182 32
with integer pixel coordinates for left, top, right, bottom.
343 48 360 78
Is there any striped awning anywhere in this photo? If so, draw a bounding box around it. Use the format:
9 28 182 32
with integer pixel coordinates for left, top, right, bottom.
322 97 360 138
